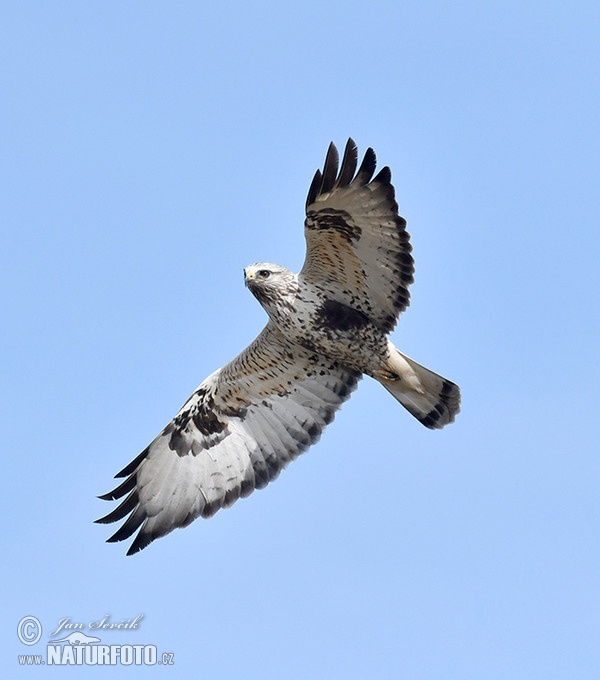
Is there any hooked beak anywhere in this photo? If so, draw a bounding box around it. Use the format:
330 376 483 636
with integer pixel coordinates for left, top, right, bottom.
244 268 253 287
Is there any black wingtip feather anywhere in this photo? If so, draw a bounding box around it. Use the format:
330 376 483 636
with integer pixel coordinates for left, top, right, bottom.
95 491 138 525
306 169 322 209
115 448 148 478
356 147 377 184
373 165 392 185
319 142 339 195
126 531 155 556
106 507 146 544
97 474 137 501
336 138 358 188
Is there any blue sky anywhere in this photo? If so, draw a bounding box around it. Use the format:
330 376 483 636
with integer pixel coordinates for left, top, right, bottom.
2 1 599 677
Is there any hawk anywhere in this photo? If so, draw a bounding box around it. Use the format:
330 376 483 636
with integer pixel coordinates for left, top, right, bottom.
97 139 460 555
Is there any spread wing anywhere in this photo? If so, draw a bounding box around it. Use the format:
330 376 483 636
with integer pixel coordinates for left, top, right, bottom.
96 323 360 555
302 138 415 333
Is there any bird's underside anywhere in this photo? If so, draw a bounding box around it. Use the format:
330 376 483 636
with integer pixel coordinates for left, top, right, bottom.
97 139 460 555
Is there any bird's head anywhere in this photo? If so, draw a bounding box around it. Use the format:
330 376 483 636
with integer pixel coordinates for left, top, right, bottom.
244 263 297 314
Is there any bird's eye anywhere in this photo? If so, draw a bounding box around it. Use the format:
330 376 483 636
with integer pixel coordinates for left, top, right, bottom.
257 269 271 279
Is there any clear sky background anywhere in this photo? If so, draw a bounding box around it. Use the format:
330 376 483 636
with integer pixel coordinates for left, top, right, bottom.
2 2 599 678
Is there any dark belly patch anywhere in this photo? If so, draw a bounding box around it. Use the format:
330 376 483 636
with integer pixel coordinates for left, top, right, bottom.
315 299 370 332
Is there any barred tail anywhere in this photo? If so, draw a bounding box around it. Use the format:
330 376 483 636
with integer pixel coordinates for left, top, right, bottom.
379 344 461 429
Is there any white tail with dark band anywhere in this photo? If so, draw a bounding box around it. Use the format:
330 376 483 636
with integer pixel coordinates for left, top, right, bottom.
379 342 461 429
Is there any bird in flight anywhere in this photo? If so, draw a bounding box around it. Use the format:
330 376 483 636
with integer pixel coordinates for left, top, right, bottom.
97 139 460 555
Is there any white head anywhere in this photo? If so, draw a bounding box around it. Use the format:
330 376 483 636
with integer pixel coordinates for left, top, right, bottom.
244 262 298 317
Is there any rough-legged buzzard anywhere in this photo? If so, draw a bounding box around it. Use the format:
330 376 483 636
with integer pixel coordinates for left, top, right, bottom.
97 139 460 554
